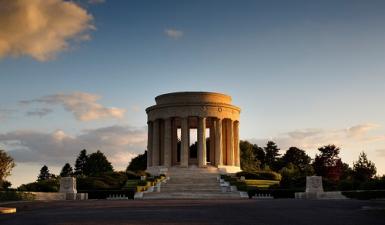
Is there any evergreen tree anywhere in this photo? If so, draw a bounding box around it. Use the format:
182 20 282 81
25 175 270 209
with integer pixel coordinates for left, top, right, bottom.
74 149 88 176
353 152 376 181
85 150 113 176
253 145 265 165
313 145 343 182
38 165 51 181
60 163 73 177
264 141 281 168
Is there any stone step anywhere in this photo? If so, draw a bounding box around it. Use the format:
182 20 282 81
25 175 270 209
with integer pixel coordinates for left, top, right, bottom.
142 192 241 199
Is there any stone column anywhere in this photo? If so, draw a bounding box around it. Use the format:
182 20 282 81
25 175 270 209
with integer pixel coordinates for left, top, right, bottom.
163 118 172 167
228 119 234 166
198 117 207 167
234 121 240 167
215 118 223 166
180 117 189 167
147 121 153 168
152 119 160 166
171 118 178 165
209 119 215 165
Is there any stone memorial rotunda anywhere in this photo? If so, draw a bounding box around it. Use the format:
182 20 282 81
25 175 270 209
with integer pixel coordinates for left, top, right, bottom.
146 92 241 175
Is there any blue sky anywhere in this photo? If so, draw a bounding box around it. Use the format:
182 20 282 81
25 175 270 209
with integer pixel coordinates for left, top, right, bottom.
1 0 385 186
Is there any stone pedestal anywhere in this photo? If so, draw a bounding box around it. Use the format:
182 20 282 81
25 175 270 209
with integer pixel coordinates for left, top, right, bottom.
295 176 346 199
59 177 77 194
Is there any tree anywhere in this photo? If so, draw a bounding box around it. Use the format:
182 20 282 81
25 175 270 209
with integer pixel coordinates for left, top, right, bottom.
38 165 51 181
313 145 343 182
253 145 265 165
264 141 281 169
282 147 311 171
60 163 73 177
353 152 376 181
126 151 147 172
0 150 15 182
85 150 113 176
240 140 261 171
74 149 88 176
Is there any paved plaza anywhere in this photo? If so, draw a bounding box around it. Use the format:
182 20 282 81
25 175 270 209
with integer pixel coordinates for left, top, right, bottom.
1 199 384 225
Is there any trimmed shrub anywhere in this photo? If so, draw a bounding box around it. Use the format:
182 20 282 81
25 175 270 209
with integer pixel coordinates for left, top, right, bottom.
18 179 60 192
126 171 141 179
137 180 147 186
236 171 281 181
342 190 385 200
0 191 35 201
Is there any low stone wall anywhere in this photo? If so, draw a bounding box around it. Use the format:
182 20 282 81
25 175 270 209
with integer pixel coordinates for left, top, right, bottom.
27 192 88 201
28 192 66 201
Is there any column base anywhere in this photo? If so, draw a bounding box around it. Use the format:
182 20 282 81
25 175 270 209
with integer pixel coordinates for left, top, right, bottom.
217 165 242 174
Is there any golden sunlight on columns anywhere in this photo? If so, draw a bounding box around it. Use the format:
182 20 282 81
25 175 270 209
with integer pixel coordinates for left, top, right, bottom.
215 118 223 166
234 121 240 167
198 117 207 167
228 119 234 166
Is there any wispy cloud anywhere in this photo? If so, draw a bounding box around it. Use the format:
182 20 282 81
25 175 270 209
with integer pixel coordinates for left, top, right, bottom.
0 109 17 121
25 108 53 117
249 123 384 151
0 0 94 61
0 125 146 169
164 28 184 40
21 92 126 121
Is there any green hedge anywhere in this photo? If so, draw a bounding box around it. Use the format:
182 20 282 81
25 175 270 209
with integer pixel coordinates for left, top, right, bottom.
342 190 385 200
236 171 282 181
0 191 35 201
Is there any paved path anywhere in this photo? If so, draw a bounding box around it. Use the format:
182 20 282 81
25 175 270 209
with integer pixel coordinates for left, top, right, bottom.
0 199 384 225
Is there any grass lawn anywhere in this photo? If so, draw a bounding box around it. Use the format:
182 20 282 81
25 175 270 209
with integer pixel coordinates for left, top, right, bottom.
245 179 280 188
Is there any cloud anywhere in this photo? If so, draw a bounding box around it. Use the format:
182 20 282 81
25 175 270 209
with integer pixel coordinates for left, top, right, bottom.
21 92 126 121
376 149 385 157
248 123 385 152
164 28 184 40
346 123 380 139
0 0 94 61
25 108 53 117
0 109 16 121
0 125 147 170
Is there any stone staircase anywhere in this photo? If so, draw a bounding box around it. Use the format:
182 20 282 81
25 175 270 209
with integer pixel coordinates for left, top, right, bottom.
142 166 242 199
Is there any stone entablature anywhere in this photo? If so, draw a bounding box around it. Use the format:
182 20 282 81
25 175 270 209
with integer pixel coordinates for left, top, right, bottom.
146 92 241 173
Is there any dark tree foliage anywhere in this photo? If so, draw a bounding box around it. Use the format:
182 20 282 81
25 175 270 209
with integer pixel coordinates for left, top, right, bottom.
126 151 147 172
60 163 74 177
282 147 311 171
0 149 15 182
353 152 377 181
240 140 261 171
313 145 343 182
264 141 281 169
38 165 51 181
74 149 88 176
85 150 113 176
253 145 265 165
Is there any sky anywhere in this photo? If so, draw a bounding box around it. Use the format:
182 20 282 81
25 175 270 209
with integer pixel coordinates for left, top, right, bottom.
1 0 385 187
